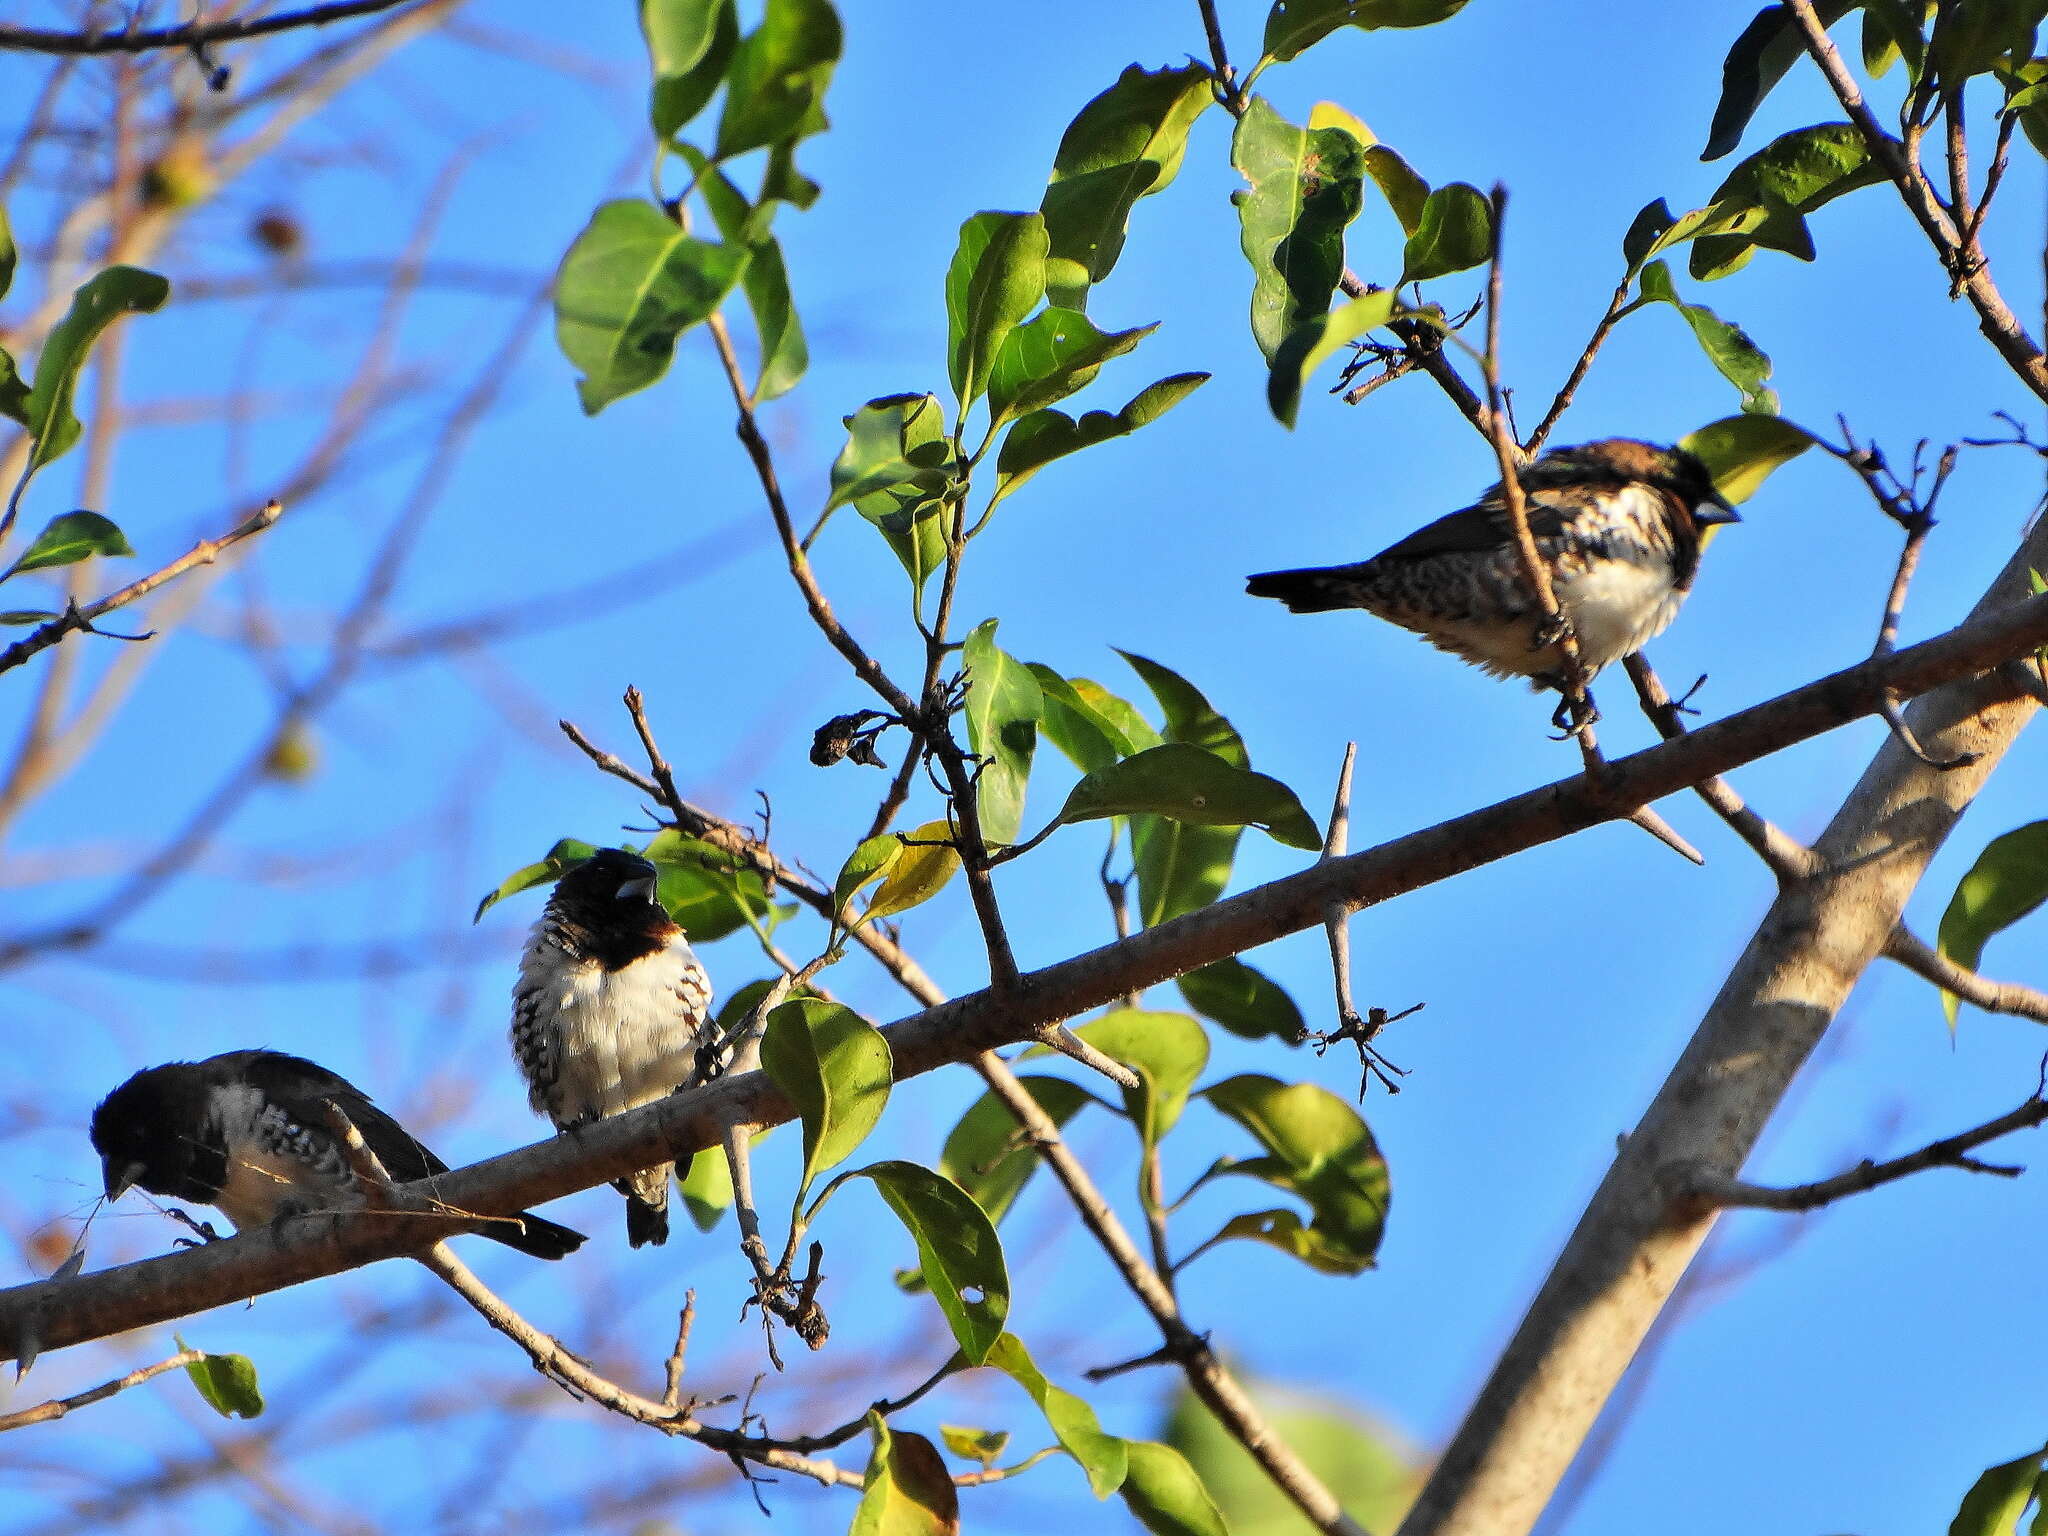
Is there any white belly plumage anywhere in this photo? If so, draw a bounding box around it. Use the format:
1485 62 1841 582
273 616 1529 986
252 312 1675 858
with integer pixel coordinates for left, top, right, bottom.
523 938 710 1126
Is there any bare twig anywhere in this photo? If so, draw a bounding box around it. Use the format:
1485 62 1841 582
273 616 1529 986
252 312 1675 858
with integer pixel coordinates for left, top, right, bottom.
0 2 421 56
1882 926 2048 1024
0 1347 204 1432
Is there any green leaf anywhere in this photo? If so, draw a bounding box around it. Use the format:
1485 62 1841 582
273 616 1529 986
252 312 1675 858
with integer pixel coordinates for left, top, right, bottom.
1703 2 1857 160
1938 821 2048 1025
946 212 1048 410
992 373 1207 506
939 1074 1096 1225
0 611 57 625
962 619 1042 844
23 266 170 472
713 0 840 160
985 1332 1128 1496
1262 0 1473 60
851 1414 958 1536
1361 143 1430 235
760 998 892 1196
864 820 962 923
1071 1009 1210 1149
940 1425 1011 1467
677 1146 736 1232
473 838 599 922
641 0 736 141
1120 1440 1229 1536
1268 287 1398 427
0 202 14 302
5 510 133 577
828 393 953 594
1399 181 1492 284
1678 414 1818 504
1198 1074 1389 1274
1028 664 1147 773
1862 0 1930 80
1232 96 1367 362
1950 1448 2048 1536
988 308 1156 425
1165 1382 1418 1532
554 199 747 414
855 1161 1009 1364
182 1349 264 1420
1040 64 1212 307
833 834 901 918
1134 817 1240 928
1636 260 1777 413
1118 650 1247 766
1689 122 1888 281
642 830 788 941
1928 0 2043 91
0 348 26 428
1059 743 1321 850
679 145 807 400
1179 957 1305 1042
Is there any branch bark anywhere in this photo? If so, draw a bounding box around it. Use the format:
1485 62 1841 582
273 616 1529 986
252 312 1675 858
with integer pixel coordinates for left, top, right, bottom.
8 588 2048 1362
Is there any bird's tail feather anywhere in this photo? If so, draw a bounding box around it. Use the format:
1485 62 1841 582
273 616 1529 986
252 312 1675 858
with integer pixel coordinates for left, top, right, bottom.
487 1210 587 1260
1245 564 1373 614
616 1170 671 1248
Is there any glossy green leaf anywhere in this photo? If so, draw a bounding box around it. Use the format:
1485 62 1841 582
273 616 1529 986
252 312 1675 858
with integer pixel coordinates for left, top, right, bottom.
939 1074 1095 1225
1028 665 1145 773
985 1332 1127 1496
1928 0 2042 91
856 1161 1009 1364
1938 821 2048 1025
1678 414 1818 504
1120 1439 1229 1536
1949 1447 2048 1536
963 620 1042 845
1179 956 1305 1042
677 1146 736 1232
1134 817 1240 928
1268 287 1397 427
1118 650 1247 766
473 838 599 922
680 145 807 399
1399 181 1492 284
940 1425 1011 1467
713 0 839 160
760 999 892 1195
833 833 901 917
851 1414 958 1536
1263 0 1472 60
1072 1008 1210 1148
1060 744 1321 850
641 0 736 141
1040 64 1211 306
1862 0 1930 79
1703 2 1857 160
1689 122 1887 281
642 830 787 940
0 348 26 428
5 510 133 577
23 266 170 471
182 1348 264 1420
988 308 1156 425
1165 1382 1418 1532
992 373 1207 506
947 212 1048 410
1637 260 1777 413
0 202 14 302
554 199 747 414
1071 676 1164 754
1232 96 1366 362
828 393 953 594
1361 143 1430 235
1199 1074 1389 1274
865 820 962 922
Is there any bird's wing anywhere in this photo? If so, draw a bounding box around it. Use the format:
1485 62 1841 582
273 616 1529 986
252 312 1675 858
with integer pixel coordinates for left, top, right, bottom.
1370 489 1585 562
230 1050 447 1182
509 937 560 1104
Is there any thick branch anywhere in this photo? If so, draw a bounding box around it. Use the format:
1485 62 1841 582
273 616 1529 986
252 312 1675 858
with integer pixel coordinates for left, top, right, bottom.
10 590 2048 1360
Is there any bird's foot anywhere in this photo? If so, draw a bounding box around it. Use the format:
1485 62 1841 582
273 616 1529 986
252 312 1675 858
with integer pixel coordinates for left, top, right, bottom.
167 1208 223 1246
1530 611 1575 652
1545 687 1601 738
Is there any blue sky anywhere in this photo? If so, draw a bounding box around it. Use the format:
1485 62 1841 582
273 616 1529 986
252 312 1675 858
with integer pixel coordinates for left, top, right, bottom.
2 3 2047 1533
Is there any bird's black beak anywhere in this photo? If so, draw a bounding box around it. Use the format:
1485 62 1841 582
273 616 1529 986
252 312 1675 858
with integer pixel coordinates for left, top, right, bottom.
616 873 657 903
101 1156 144 1202
1695 493 1742 526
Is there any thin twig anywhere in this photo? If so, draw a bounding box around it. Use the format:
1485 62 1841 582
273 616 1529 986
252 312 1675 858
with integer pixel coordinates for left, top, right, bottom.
1883 926 2048 1024
0 1348 205 1432
0 1 420 56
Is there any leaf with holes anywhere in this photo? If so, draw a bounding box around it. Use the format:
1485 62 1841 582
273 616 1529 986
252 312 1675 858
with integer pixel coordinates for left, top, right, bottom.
1232 96 1366 362
852 1161 1009 1365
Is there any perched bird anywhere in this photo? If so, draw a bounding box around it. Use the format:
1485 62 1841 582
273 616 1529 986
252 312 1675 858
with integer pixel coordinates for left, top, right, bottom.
1246 439 1739 711
510 847 715 1249
90 1050 585 1259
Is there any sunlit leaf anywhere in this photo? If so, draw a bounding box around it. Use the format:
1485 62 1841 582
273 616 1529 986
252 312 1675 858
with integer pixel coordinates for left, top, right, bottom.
1231 96 1366 362
713 0 840 160
1689 122 1887 281
833 833 899 918
1637 260 1777 413
852 1414 959 1536
939 1074 1096 1225
1119 651 1247 766
1071 1008 1210 1149
181 1348 264 1420
985 1332 1128 1496
855 1161 1009 1364
940 1425 1011 1467
23 266 170 471
473 838 599 923
1179 956 1306 1042
1120 1439 1229 1536
1263 0 1473 61
5 510 133 577
1029 664 1146 773
1197 1074 1389 1274
0 611 57 625
0 202 13 303
679 144 807 399
1059 744 1322 850
1703 2 1857 160
677 1145 736 1232
760 998 892 1195
1948 1447 2048 1536
988 308 1156 425
963 619 1042 844
1937 821 2048 1026
1361 142 1430 235
554 199 747 413
1679 413 1817 504
642 830 788 940
991 373 1207 506
947 212 1048 410
827 393 954 594
1399 181 1492 284
641 0 736 141
1268 287 1397 427
865 820 962 922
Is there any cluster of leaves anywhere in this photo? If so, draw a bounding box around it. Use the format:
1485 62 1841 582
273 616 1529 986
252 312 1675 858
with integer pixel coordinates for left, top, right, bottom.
0 206 166 628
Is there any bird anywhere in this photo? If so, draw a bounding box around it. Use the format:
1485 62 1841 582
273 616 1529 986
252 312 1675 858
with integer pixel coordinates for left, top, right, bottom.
510 847 716 1249
1246 439 1739 718
90 1050 585 1259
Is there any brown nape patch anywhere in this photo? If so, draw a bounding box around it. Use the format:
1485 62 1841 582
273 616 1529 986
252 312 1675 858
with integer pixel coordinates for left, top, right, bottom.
1572 439 1669 481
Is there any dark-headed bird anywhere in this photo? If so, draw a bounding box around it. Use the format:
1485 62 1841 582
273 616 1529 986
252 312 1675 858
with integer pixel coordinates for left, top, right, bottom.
510 847 715 1249
1247 439 1739 714
90 1050 585 1258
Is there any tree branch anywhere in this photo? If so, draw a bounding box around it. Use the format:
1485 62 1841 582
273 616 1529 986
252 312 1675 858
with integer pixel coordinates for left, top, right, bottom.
0 1347 203 1432
0 2 422 57
1882 926 2048 1024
